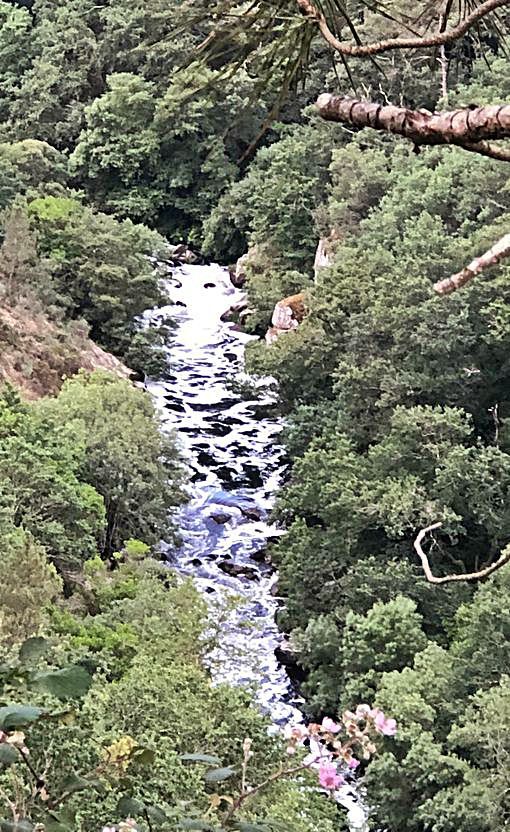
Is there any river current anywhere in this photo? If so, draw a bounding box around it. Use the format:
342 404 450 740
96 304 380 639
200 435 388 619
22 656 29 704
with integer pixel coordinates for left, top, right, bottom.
146 263 302 723
146 263 367 830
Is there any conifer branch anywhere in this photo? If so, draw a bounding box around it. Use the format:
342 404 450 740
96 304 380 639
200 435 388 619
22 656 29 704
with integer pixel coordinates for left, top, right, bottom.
316 96 510 148
296 0 508 57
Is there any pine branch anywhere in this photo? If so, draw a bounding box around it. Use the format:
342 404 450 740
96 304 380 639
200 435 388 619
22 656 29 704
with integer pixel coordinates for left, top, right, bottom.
316 95 510 147
296 0 509 57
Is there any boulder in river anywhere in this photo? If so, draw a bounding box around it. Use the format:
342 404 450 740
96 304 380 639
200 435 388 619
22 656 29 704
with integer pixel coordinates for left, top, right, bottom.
230 249 252 288
218 560 259 580
211 512 232 525
240 506 265 522
220 297 249 323
250 547 269 563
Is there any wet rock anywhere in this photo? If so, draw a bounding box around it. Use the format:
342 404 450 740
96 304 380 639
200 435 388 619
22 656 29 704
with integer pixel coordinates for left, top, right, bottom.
197 450 217 467
206 422 232 438
220 297 249 324
166 243 200 265
240 506 265 522
250 548 269 563
211 512 231 525
230 250 252 288
165 401 186 413
218 560 259 580
275 641 298 668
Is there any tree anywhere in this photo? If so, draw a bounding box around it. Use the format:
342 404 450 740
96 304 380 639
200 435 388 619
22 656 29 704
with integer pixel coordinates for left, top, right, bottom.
198 0 510 285
40 371 185 556
0 386 106 572
0 525 62 645
27 194 166 358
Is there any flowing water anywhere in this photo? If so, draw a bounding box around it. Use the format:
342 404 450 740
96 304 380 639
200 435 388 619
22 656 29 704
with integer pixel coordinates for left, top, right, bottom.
146 262 302 723
146 263 367 829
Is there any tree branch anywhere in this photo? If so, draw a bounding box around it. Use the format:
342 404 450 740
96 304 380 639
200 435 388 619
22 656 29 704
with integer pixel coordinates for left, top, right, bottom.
414 523 510 583
316 95 510 147
434 233 510 295
459 141 510 162
296 0 508 57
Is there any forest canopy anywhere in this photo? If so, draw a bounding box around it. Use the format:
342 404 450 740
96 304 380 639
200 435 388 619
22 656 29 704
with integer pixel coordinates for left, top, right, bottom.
1 2 510 831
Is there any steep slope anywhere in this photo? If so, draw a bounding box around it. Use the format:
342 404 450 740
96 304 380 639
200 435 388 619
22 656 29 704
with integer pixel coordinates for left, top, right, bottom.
0 303 131 399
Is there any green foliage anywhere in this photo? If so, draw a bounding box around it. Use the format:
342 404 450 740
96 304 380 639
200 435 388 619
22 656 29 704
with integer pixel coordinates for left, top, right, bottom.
0 140 68 212
0 527 62 645
0 385 106 571
27 195 166 358
237 65 510 832
39 371 185 554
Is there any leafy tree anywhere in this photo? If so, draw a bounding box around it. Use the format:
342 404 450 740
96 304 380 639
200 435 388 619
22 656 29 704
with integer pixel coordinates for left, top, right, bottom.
27 194 166 357
39 371 185 555
0 385 106 572
0 525 62 645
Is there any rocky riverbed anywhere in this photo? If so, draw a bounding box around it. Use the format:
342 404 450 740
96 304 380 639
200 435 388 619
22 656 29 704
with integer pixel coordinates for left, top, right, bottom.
146 263 303 723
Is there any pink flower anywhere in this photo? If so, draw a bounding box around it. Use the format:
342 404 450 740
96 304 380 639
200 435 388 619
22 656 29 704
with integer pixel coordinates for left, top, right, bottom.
373 710 397 737
355 704 372 719
347 757 360 770
318 762 344 790
283 723 308 741
321 717 341 734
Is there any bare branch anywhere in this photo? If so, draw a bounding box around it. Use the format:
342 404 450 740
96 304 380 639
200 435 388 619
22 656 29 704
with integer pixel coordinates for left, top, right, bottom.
414 523 510 583
296 0 509 57
316 95 510 146
458 141 510 162
434 233 510 295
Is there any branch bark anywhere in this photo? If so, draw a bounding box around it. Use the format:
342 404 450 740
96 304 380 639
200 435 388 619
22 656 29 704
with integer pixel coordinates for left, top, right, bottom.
414 522 510 583
296 0 509 57
316 95 510 149
434 233 510 294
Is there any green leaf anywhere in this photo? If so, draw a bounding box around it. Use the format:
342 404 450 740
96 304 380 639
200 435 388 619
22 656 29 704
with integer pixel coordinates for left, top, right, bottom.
0 744 19 765
43 808 76 832
61 772 104 795
43 819 73 832
19 637 50 664
235 824 271 832
117 797 145 816
204 766 236 783
146 805 169 823
133 746 156 765
34 666 92 700
0 705 43 730
180 753 223 766
179 821 216 831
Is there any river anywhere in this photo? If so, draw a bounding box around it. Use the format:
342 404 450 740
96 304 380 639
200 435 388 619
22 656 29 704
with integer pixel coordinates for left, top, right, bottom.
146 262 368 830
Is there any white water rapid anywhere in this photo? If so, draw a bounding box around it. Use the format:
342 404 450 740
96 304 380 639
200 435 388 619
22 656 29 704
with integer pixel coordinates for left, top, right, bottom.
146 263 302 723
145 263 368 830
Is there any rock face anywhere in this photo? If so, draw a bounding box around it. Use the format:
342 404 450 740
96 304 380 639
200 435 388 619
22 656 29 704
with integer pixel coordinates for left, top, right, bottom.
265 292 306 344
314 237 333 276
